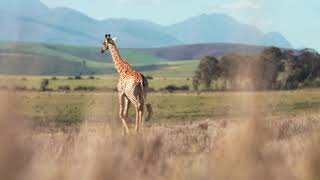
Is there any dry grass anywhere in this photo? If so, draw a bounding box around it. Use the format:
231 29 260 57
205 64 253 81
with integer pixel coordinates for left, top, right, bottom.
1 91 320 180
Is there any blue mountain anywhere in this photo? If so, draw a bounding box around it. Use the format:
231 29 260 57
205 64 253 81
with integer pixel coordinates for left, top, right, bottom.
0 0 291 48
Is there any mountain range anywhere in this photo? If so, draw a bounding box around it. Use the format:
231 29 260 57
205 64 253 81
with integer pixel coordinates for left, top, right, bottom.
0 0 291 48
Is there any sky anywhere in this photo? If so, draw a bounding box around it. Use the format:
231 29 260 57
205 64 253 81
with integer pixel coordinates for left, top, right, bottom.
40 0 320 51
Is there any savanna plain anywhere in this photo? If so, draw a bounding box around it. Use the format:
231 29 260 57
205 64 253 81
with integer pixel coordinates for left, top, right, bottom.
1 75 320 180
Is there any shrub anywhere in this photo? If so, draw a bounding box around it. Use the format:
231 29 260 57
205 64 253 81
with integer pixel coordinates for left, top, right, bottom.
51 76 58 80
163 85 178 93
74 86 96 91
162 85 190 93
180 85 190 91
58 85 71 91
74 75 82 80
67 77 74 80
145 75 153 80
40 79 49 91
88 75 95 80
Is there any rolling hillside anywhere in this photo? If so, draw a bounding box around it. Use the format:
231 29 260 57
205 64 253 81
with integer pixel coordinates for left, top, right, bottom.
0 42 167 75
0 42 268 76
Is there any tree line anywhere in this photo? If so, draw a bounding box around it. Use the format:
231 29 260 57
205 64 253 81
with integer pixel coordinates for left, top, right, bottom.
193 47 320 91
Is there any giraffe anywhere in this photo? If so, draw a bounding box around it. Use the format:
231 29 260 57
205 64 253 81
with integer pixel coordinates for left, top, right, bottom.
100 34 152 134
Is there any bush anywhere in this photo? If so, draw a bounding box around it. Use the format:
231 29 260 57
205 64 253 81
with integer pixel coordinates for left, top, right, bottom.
67 77 74 80
51 76 58 80
58 85 71 91
162 85 190 93
74 86 96 91
40 79 49 91
74 75 82 80
180 85 189 91
88 75 95 80
145 75 153 80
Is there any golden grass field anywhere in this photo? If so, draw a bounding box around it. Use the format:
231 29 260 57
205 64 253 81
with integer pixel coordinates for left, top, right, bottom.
0 90 320 180
0 75 320 180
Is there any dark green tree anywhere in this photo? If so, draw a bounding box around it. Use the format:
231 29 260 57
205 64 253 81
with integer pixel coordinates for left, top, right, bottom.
193 56 221 90
256 47 283 90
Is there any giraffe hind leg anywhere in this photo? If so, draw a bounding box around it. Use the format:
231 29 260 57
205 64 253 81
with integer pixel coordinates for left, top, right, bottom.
125 87 145 133
138 106 144 132
135 107 139 132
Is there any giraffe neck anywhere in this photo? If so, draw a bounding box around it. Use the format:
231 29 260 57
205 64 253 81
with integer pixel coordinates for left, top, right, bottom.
108 43 126 74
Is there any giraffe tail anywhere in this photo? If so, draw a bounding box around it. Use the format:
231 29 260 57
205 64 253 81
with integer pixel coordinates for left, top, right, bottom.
140 75 152 121
140 74 148 102
145 104 153 121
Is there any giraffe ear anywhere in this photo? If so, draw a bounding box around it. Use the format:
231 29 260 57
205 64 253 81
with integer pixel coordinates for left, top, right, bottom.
112 37 118 42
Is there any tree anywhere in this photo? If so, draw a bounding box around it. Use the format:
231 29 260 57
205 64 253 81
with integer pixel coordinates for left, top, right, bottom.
256 47 283 90
192 72 200 91
193 56 221 90
219 54 246 90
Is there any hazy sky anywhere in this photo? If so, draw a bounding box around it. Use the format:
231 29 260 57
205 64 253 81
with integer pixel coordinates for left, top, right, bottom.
40 0 320 51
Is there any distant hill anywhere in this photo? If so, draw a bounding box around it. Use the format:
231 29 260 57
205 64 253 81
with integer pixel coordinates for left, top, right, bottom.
136 43 265 60
0 42 268 75
0 0 291 48
0 42 165 75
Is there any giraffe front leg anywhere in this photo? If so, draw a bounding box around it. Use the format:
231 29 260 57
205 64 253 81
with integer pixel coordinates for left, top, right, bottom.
119 94 130 134
123 97 130 134
138 109 144 132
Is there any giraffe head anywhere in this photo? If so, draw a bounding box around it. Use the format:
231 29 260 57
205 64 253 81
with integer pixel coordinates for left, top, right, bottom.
100 34 117 53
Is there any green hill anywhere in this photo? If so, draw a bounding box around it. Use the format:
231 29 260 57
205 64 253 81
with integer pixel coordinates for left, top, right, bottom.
0 42 198 76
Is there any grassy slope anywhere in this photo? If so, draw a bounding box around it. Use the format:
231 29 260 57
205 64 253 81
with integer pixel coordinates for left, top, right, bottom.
0 42 199 76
